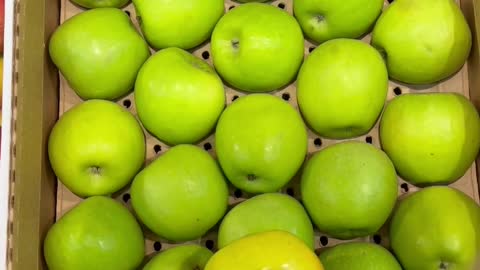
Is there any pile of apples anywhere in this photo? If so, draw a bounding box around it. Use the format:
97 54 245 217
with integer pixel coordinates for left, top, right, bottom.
43 0 480 269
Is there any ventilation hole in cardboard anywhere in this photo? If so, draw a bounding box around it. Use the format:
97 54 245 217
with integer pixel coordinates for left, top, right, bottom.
10 195 14 208
154 144 161 154
393 87 402 95
11 170 15 183
122 193 130 203
373 234 382 244
202 51 210 60
365 136 373 144
234 189 242 198
153 241 162 251
122 99 131 108
320 236 328 246
286 187 294 197
278 2 285 9
314 138 322 147
232 95 239 102
124 10 131 17
308 46 315 53
400 183 409 192
228 5 235 10
204 142 212 151
282 93 290 101
205 240 215 250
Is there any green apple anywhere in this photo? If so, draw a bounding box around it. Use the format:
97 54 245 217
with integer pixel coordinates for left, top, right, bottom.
211 3 304 92
215 94 307 193
218 193 314 249
48 100 145 197
44 196 145 270
70 0 129 8
132 0 224 50
390 186 480 270
301 141 397 239
49 8 150 100
297 39 388 139
130 144 228 241
144 245 213 270
319 242 402 270
371 0 471 84
380 93 480 186
134 48 225 145
293 0 383 43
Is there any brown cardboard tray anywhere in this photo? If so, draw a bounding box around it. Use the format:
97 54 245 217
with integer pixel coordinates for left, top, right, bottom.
7 0 480 269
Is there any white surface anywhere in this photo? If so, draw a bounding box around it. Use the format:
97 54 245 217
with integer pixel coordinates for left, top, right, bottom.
0 0 15 268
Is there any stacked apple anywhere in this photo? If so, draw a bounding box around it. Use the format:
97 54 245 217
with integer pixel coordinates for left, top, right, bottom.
43 0 480 269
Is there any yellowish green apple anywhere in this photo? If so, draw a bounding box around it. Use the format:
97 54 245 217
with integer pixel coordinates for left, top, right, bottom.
390 186 480 270
144 245 213 270
211 3 304 92
205 231 324 270
130 145 229 241
70 0 129 8
215 94 308 193
49 8 150 100
297 38 388 139
134 48 225 145
294 0 384 43
132 0 224 50
301 141 397 239
319 242 402 270
48 100 145 197
218 193 314 249
380 93 480 186
371 0 471 84
44 196 145 270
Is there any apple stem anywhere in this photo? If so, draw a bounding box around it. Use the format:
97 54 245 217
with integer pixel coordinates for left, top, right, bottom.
231 39 240 50
89 166 102 175
315 15 325 23
439 262 448 270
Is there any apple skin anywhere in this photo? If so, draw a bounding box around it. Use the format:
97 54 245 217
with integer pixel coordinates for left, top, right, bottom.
215 94 308 194
217 193 314 249
144 245 213 270
297 39 388 139
301 141 397 239
211 3 304 92
130 144 229 242
48 100 145 197
380 93 480 186
371 0 471 85
132 0 224 50
205 231 324 270
44 196 145 270
134 48 225 145
70 0 130 8
319 242 402 270
390 186 480 270
49 8 150 100
293 0 383 43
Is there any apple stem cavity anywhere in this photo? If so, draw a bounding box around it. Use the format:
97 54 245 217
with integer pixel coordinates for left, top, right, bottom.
89 166 102 175
315 15 325 23
247 174 257 181
439 262 449 270
231 39 240 50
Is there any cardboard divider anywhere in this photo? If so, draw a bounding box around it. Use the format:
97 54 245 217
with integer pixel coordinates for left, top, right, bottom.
7 0 480 269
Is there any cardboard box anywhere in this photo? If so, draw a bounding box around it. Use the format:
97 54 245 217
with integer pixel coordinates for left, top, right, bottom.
5 0 480 269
